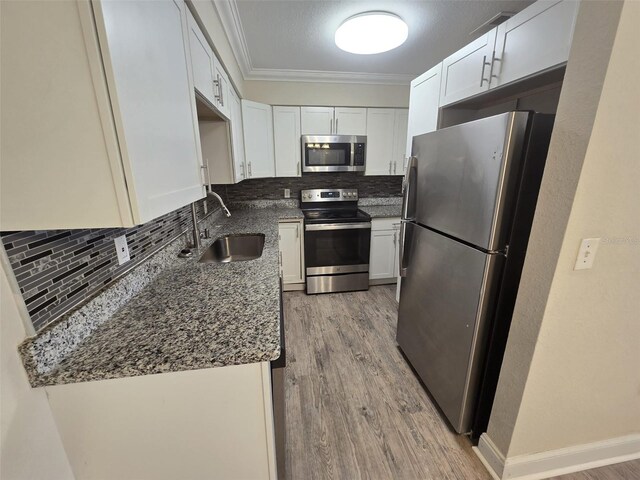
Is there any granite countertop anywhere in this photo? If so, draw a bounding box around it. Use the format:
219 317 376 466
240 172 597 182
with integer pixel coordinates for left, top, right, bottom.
360 204 403 218
25 207 303 387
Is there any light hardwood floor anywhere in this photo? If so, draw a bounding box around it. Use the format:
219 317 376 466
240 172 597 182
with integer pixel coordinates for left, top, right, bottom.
283 285 640 480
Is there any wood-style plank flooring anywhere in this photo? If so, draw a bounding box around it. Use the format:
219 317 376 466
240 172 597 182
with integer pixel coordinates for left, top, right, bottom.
283 285 640 480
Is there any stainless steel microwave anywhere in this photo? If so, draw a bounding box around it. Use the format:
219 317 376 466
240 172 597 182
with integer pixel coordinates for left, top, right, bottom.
301 135 366 173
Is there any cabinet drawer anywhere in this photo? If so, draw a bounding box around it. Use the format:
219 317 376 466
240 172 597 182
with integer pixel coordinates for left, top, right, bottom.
372 217 401 231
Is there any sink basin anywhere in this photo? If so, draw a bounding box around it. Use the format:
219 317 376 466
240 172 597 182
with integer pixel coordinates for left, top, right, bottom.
199 233 265 263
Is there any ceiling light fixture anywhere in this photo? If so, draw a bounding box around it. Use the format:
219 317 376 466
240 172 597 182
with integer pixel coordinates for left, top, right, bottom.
335 12 408 55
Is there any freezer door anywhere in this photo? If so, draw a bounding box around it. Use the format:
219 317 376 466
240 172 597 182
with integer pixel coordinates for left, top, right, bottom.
410 111 529 251
397 223 503 433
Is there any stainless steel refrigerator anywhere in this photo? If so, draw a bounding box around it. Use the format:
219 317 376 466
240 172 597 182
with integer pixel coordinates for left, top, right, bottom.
397 111 554 435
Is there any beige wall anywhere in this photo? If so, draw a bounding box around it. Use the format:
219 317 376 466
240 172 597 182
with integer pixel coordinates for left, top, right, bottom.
243 80 410 108
1 255 74 479
487 0 639 459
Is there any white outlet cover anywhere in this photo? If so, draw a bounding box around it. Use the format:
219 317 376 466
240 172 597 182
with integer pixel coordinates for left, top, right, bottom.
574 237 600 270
284 188 291 198
114 234 130 265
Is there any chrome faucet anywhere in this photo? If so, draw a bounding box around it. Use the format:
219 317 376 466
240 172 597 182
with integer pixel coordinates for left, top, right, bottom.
189 189 231 250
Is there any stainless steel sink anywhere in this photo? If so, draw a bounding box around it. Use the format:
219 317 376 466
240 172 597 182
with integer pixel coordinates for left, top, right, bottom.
198 233 265 263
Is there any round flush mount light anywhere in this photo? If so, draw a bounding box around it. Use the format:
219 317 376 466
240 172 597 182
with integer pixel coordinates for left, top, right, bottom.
335 12 408 55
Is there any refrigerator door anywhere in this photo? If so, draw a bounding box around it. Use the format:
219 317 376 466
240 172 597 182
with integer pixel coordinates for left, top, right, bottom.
397 223 504 433
409 111 530 251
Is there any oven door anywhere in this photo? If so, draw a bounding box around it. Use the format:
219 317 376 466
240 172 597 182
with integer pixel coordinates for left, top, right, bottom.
302 138 353 173
304 222 371 274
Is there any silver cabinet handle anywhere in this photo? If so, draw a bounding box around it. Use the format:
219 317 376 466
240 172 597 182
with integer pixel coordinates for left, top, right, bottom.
335 117 339 134
248 162 252 177
394 160 397 175
297 161 300 176
480 55 491 87
214 75 221 102
389 161 392 174
201 164 210 187
279 251 282 266
330 118 334 134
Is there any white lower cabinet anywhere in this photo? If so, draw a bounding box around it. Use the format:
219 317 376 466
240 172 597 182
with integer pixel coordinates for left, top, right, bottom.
369 217 401 283
278 220 305 288
46 363 277 480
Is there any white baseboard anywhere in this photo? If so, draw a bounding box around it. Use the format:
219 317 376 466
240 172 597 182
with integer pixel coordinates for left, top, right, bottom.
476 432 640 480
282 283 305 292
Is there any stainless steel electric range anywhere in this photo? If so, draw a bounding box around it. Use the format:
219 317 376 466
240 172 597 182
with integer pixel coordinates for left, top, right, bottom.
300 188 371 294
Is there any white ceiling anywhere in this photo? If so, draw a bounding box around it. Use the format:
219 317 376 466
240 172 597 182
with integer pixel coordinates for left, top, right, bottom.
215 0 535 84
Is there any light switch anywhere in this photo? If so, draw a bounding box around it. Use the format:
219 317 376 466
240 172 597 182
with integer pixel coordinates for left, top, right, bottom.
574 238 600 270
284 188 291 198
114 234 130 265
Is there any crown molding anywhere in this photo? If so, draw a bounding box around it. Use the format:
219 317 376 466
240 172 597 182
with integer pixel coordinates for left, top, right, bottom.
213 0 413 86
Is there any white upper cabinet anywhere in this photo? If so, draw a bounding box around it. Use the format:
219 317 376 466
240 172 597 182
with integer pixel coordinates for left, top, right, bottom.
365 109 396 176
228 88 246 182
213 58 231 119
273 106 302 177
301 106 367 135
301 107 334 135
1 0 205 230
406 63 442 158
439 28 497 107
334 108 367 135
492 0 579 88
186 10 216 105
392 109 409 176
365 109 408 176
94 0 205 223
241 100 275 179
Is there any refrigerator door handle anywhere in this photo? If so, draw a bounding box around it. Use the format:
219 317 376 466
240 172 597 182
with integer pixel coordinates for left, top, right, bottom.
399 220 409 277
401 156 417 221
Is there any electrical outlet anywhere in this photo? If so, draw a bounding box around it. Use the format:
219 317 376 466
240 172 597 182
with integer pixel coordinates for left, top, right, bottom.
284 188 291 198
574 238 600 270
114 235 130 265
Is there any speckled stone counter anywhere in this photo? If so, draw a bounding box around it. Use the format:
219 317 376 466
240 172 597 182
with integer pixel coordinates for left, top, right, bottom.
20 207 302 387
360 204 402 218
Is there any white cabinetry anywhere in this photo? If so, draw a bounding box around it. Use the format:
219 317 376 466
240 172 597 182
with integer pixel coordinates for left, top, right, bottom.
492 0 579 88
46 363 277 480
186 10 216 105
1 0 205 230
241 100 275 179
406 63 442 157
439 29 497 107
334 107 367 135
365 109 408 176
392 109 409 176
278 220 305 287
369 218 401 283
301 107 366 135
273 107 302 177
228 88 246 182
213 58 231 119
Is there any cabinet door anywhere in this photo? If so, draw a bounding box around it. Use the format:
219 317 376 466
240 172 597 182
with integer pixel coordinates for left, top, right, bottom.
186 10 215 105
492 0 579 88
335 107 367 135
392 109 409 176
273 106 301 177
228 88 246 182
279 222 304 284
95 0 205 224
213 59 231 119
407 63 442 158
369 228 397 280
241 100 275 179
365 109 396 176
300 107 334 135
440 28 497 107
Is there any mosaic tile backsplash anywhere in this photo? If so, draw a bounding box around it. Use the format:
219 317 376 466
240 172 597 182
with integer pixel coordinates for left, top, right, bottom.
1 198 218 332
212 173 402 202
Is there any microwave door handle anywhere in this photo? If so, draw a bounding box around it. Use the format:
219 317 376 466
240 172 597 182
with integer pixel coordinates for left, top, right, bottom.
401 156 417 221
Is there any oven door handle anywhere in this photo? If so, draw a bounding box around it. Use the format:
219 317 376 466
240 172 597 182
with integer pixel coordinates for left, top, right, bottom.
305 222 372 231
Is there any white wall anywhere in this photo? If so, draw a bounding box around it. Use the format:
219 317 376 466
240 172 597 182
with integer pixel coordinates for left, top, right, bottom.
1 255 74 479
485 0 639 462
244 80 409 107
